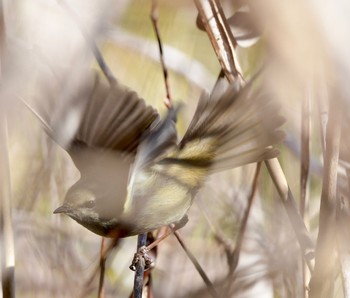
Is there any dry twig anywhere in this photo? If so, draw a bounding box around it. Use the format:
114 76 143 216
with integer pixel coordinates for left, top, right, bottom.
150 0 172 108
230 163 261 274
172 229 220 298
132 234 147 298
55 0 116 85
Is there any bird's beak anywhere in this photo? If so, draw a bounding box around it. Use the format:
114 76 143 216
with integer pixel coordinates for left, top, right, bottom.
53 204 70 214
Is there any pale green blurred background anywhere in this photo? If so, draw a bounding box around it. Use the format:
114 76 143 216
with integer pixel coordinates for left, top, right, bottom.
1 0 346 297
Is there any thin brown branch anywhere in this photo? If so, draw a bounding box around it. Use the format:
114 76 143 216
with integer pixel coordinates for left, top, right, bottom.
231 162 262 274
265 159 314 271
98 238 106 298
221 163 262 296
80 238 119 298
309 101 342 298
132 233 147 298
172 229 220 298
56 0 116 85
150 0 172 109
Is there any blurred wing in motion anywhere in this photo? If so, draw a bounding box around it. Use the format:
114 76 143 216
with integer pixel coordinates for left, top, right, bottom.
33 72 159 167
71 74 159 154
178 78 285 173
66 73 159 170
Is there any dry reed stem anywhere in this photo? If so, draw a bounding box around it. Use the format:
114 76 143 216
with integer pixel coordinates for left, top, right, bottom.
300 88 311 298
0 118 15 298
309 101 342 298
0 3 15 296
340 163 350 297
339 250 350 298
194 0 241 82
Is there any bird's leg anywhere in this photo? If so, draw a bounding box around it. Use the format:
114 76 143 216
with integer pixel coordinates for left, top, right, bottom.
129 215 189 271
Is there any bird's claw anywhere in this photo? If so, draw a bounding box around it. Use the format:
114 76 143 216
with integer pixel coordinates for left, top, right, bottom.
129 246 154 271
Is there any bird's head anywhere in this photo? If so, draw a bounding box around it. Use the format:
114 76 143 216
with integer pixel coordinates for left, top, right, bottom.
53 182 122 236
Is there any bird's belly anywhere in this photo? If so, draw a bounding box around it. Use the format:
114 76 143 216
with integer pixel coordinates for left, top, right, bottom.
125 184 194 235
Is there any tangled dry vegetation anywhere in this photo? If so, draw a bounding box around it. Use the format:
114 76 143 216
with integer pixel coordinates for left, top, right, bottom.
1 0 350 297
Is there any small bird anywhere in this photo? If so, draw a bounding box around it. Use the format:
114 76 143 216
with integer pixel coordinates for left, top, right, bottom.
42 71 283 238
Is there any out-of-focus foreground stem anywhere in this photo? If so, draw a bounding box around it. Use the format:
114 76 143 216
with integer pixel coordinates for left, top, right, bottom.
0 116 15 298
0 1 15 296
309 101 342 297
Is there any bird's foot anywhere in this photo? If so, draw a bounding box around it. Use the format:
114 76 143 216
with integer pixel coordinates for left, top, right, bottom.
129 246 155 271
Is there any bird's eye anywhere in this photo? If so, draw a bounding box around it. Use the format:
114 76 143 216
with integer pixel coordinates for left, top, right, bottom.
82 200 95 209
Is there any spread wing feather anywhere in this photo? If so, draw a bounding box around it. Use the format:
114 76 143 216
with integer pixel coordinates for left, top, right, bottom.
178 79 285 172
73 74 159 154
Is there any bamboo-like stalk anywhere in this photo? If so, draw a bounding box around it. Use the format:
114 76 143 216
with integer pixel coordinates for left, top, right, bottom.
0 117 15 298
194 0 241 82
194 0 315 269
0 1 15 296
340 165 350 298
339 245 350 298
309 100 342 298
